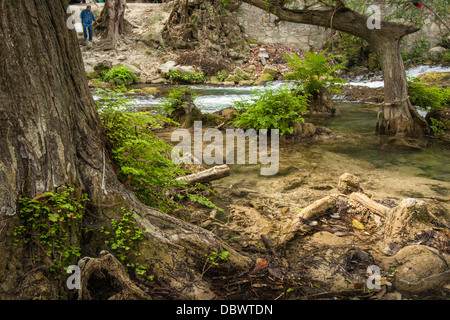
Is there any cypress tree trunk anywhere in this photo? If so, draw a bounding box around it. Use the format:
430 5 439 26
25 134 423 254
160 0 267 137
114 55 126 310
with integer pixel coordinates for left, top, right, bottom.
242 0 430 136
97 0 127 41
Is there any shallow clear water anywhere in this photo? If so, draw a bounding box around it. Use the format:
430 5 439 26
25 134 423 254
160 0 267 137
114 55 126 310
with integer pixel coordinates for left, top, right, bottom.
312 102 450 182
95 65 450 184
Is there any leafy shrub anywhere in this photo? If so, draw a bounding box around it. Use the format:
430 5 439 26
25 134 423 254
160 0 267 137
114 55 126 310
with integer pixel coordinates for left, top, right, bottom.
233 84 309 135
159 87 198 116
14 186 89 274
100 208 151 278
96 86 221 213
283 50 346 95
429 117 448 135
401 38 430 65
102 66 138 85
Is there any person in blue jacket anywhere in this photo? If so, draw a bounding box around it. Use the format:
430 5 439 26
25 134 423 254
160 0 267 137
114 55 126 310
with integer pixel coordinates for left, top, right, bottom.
80 5 97 41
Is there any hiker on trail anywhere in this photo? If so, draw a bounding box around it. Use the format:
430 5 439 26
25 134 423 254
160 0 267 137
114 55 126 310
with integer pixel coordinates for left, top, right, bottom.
80 5 97 42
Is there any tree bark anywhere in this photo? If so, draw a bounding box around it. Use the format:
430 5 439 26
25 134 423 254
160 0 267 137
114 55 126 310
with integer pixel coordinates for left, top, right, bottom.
97 0 127 41
0 0 251 300
372 39 430 135
241 0 430 136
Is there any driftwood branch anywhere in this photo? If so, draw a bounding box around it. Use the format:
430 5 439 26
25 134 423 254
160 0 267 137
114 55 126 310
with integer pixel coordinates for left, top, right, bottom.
176 165 231 184
349 192 389 218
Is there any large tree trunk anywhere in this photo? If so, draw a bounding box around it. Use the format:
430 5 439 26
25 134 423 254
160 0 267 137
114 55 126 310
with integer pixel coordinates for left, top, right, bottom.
242 0 430 136
0 0 251 300
373 39 430 135
97 0 127 41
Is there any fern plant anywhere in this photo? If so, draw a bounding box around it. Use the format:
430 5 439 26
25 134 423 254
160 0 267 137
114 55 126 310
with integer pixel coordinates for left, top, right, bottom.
283 50 346 95
102 66 138 85
233 84 309 135
96 86 222 213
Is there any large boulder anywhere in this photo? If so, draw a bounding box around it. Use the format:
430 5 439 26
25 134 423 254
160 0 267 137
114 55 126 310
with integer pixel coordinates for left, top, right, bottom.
234 67 250 80
253 73 274 86
157 61 204 84
392 245 450 295
416 71 450 83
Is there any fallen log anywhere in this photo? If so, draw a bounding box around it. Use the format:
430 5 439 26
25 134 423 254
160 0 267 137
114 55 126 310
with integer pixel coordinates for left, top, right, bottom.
296 196 337 223
349 192 389 218
176 165 231 184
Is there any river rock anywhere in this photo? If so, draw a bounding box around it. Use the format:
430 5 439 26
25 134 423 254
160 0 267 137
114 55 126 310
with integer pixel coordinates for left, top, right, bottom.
140 87 160 95
392 245 450 295
262 65 278 77
253 73 274 85
115 63 142 77
292 121 316 137
338 173 362 194
417 71 450 83
244 65 256 73
93 60 113 75
258 49 270 66
234 67 250 80
158 60 177 74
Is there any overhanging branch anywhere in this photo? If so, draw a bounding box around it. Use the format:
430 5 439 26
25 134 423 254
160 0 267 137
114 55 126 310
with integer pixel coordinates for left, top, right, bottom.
241 0 420 41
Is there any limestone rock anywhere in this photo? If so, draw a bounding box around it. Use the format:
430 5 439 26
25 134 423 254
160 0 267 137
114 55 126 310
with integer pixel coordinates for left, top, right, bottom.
292 121 316 137
253 73 274 86
234 67 250 80
93 60 113 75
244 65 256 73
262 65 278 77
393 245 450 295
158 60 177 74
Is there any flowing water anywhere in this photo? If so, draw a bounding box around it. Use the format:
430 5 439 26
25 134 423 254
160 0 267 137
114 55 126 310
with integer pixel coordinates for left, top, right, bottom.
96 65 450 198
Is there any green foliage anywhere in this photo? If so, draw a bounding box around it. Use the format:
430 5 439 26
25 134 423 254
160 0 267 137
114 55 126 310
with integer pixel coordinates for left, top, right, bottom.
283 50 346 95
408 78 450 111
347 0 449 29
217 70 230 82
100 208 150 277
96 86 222 214
96 86 189 213
335 33 365 67
14 186 89 274
233 84 309 135
99 208 152 278
206 250 229 266
167 69 206 84
443 53 450 63
160 87 198 116
102 66 138 85
429 117 448 135
401 38 430 65
185 193 224 212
